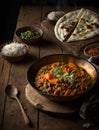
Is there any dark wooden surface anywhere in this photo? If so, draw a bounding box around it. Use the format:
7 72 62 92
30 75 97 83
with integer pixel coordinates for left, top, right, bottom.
0 5 99 130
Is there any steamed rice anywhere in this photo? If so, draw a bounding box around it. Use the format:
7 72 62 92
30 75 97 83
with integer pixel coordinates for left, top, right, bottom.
47 11 64 21
1 42 27 56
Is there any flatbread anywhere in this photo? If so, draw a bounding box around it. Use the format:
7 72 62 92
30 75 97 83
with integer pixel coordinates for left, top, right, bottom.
54 8 85 42
67 9 99 42
54 8 99 43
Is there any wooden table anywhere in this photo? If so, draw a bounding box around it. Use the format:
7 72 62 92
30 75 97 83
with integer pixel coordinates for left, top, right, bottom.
0 5 99 130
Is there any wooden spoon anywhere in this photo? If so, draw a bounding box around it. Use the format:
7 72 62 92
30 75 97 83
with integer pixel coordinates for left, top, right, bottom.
5 84 31 126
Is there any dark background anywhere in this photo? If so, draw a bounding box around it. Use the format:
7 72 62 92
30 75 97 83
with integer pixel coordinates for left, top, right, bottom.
0 0 98 44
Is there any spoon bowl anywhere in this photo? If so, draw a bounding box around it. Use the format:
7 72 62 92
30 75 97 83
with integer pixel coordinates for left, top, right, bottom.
5 84 18 98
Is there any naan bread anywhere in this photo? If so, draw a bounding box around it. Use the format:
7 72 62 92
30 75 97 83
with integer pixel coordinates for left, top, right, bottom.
54 8 85 42
54 8 99 43
67 9 99 42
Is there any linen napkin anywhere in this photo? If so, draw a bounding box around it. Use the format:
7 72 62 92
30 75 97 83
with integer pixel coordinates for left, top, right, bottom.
79 55 99 128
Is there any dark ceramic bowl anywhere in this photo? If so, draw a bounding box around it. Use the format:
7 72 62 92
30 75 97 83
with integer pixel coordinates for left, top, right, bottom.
15 26 43 45
84 43 99 58
27 54 98 102
0 41 29 63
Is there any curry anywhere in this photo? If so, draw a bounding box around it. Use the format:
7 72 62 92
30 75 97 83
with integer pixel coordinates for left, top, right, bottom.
35 62 94 96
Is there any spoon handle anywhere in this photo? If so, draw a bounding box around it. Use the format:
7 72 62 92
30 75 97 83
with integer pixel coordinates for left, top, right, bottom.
15 97 31 125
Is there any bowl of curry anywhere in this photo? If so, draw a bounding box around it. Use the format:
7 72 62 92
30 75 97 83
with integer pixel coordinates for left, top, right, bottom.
27 54 98 102
84 43 99 58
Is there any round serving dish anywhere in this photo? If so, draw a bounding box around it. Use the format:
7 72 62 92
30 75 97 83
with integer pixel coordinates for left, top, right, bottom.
0 41 29 63
27 54 98 102
84 43 99 58
15 26 43 45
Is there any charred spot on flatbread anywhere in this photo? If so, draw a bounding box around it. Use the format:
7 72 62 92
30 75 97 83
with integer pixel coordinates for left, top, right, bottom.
92 23 99 28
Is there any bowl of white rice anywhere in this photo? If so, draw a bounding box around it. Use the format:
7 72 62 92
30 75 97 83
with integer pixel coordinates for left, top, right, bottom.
0 41 29 62
45 10 65 24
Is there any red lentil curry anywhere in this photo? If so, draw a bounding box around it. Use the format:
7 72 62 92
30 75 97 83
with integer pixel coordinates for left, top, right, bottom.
35 62 94 96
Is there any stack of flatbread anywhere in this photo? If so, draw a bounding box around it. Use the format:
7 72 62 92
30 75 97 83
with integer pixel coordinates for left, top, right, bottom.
54 8 99 42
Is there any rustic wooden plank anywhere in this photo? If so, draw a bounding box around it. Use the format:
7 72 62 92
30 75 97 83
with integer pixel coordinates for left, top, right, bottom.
39 112 86 130
0 55 4 75
2 64 37 130
0 60 11 130
40 6 62 58
2 6 42 130
39 113 85 130
15 6 42 28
